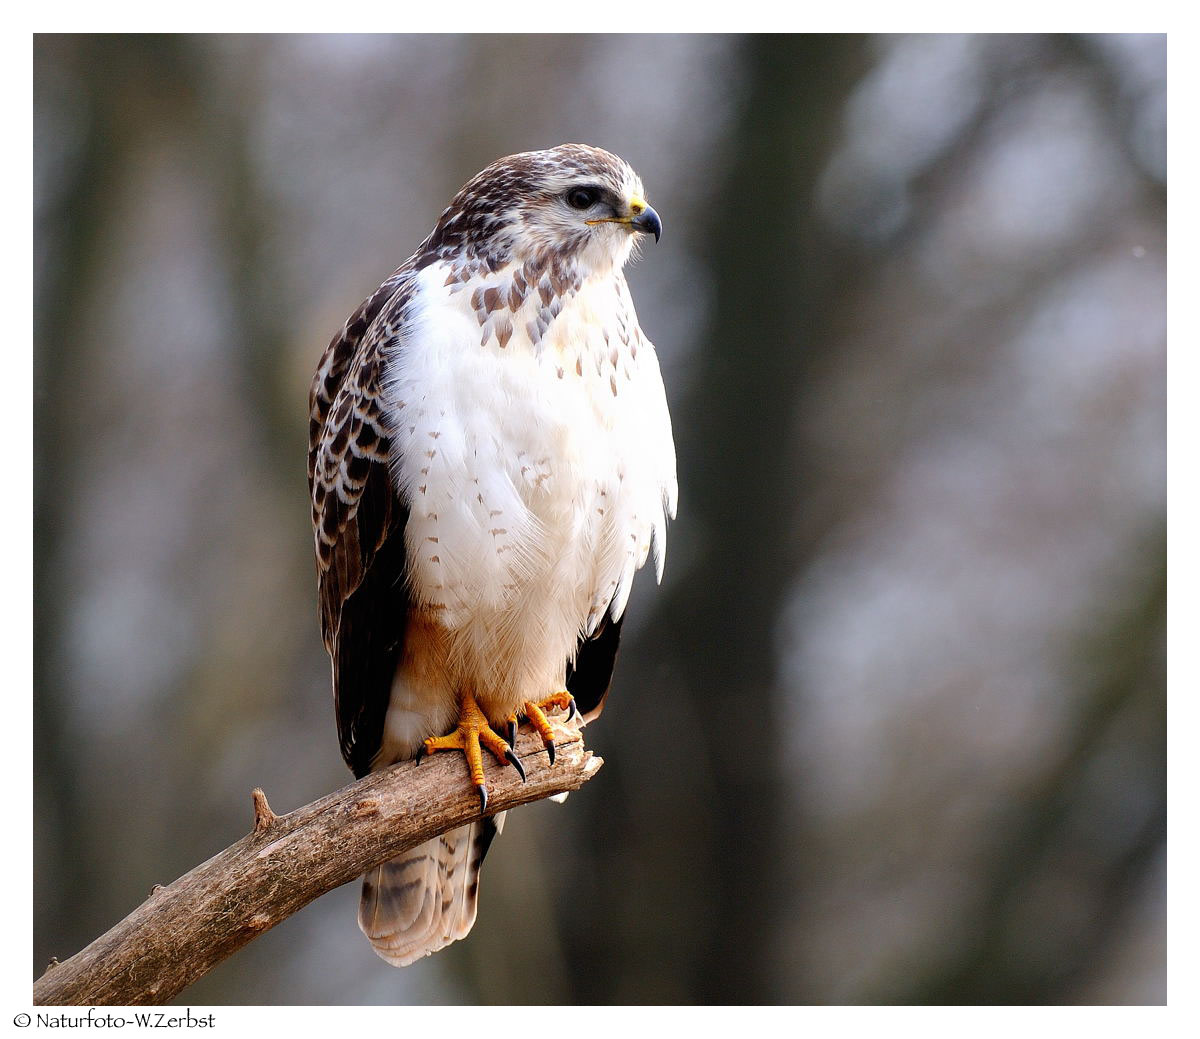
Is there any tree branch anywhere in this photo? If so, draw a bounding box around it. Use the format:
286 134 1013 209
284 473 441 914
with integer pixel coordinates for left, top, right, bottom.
33 726 602 1006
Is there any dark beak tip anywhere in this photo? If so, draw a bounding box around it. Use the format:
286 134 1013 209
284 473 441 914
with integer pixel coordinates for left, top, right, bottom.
632 206 663 243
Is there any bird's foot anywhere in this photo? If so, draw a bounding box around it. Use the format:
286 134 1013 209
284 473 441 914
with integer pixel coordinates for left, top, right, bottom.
504 692 578 766
416 693 525 814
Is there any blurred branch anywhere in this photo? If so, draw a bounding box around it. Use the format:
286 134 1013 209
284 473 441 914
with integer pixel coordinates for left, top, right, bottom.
33 728 601 1007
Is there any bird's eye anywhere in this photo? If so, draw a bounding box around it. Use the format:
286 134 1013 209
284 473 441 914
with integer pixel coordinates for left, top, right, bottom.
566 186 600 210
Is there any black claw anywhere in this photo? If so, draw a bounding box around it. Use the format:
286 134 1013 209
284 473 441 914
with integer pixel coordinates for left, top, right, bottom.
544 739 556 766
505 748 527 782
414 745 427 765
566 698 579 722
477 784 488 814
505 719 517 750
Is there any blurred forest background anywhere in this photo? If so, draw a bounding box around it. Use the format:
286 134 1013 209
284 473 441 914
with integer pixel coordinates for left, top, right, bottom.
33 34 1166 1005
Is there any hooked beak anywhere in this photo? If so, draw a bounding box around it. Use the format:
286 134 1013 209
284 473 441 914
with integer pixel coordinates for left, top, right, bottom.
586 195 663 242
630 204 662 243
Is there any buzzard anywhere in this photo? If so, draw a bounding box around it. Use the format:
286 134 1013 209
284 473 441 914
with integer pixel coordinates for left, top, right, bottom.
308 144 677 967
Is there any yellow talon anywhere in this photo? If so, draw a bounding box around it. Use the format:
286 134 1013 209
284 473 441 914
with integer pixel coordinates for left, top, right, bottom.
523 700 554 742
418 693 525 812
516 692 577 764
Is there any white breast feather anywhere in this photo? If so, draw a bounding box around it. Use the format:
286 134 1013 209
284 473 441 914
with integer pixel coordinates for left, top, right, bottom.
382 260 675 713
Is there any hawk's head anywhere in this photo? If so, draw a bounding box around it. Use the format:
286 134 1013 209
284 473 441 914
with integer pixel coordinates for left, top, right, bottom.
422 144 661 276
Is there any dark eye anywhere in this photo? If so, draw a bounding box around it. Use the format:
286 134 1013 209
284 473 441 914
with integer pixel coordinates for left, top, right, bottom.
566 186 601 210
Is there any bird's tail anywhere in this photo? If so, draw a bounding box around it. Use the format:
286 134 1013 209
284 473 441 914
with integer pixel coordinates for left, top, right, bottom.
358 814 505 967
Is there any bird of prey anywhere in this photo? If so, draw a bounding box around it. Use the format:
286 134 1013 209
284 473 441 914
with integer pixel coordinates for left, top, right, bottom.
308 144 677 967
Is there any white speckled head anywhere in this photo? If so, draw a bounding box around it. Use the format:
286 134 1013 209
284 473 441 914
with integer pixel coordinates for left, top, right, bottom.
422 144 660 277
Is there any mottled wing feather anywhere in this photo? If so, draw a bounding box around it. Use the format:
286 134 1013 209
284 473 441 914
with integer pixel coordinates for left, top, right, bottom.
327 465 409 778
310 269 415 778
308 268 408 485
566 610 624 723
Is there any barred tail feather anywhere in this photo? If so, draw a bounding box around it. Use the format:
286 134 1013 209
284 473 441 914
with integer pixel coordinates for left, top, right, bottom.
358 815 504 967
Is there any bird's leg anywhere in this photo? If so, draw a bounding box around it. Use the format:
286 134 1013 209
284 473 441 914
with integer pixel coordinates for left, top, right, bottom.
506 692 578 766
416 692 525 813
